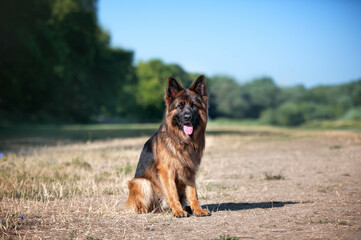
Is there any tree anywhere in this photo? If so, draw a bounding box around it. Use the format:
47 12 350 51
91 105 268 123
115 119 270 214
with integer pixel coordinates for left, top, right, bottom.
135 59 191 121
207 76 249 119
242 77 280 118
0 0 135 123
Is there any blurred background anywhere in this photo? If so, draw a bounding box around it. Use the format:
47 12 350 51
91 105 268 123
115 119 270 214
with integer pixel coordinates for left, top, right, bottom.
1 0 361 127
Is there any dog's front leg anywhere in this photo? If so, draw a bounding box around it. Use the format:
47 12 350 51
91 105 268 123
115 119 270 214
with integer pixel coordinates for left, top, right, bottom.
158 167 189 217
186 183 211 217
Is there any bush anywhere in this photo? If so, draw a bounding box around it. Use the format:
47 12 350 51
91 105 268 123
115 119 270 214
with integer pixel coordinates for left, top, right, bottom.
298 103 335 121
260 108 278 125
277 103 305 126
341 107 361 121
260 103 305 126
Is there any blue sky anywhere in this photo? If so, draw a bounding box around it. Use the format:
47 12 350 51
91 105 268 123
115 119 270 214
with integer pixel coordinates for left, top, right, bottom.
98 0 361 87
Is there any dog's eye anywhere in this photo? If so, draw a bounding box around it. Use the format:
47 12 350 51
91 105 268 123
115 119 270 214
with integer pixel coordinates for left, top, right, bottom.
177 103 184 109
191 102 198 108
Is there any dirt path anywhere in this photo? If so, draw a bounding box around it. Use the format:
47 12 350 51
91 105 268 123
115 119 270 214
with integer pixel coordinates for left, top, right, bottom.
1 127 361 239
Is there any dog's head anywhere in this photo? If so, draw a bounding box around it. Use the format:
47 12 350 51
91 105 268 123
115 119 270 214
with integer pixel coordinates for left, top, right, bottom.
164 75 208 136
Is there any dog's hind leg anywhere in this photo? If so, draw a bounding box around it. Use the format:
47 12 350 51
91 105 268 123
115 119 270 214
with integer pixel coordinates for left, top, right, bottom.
125 178 155 213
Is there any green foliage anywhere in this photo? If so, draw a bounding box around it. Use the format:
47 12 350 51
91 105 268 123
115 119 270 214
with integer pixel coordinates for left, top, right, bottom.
243 77 280 117
135 59 193 121
260 103 305 127
260 108 279 125
0 0 135 123
341 107 361 121
0 0 359 126
298 103 335 121
208 76 249 119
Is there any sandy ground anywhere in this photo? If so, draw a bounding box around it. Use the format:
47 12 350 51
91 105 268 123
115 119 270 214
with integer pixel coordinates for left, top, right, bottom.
1 127 361 239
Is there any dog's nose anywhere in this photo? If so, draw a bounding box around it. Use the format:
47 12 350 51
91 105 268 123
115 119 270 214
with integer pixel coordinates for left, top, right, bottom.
184 113 192 121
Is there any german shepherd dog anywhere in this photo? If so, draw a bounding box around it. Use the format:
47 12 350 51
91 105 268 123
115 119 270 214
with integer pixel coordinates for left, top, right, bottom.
125 75 210 217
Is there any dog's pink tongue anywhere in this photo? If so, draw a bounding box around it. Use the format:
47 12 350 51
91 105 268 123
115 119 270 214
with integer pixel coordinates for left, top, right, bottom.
183 125 193 135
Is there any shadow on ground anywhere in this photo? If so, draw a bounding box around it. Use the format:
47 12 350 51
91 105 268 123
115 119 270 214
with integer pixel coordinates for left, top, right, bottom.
203 201 308 212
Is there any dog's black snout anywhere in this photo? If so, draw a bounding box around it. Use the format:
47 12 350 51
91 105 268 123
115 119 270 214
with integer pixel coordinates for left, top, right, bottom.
183 113 192 121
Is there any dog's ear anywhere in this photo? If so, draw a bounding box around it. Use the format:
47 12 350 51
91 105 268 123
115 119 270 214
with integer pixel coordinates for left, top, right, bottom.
165 77 184 104
189 75 207 102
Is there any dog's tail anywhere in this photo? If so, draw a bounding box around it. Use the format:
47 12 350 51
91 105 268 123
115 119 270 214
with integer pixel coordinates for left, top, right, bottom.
125 178 157 213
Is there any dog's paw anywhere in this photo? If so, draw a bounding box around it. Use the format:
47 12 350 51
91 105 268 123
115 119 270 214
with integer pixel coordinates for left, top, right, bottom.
183 206 192 214
136 207 148 214
193 208 211 217
173 209 189 218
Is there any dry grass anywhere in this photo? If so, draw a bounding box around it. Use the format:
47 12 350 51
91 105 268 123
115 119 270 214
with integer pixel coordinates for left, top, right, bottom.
0 138 143 201
1 125 361 239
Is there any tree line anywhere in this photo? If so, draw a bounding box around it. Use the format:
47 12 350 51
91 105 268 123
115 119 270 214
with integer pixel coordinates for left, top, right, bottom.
1 0 360 126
